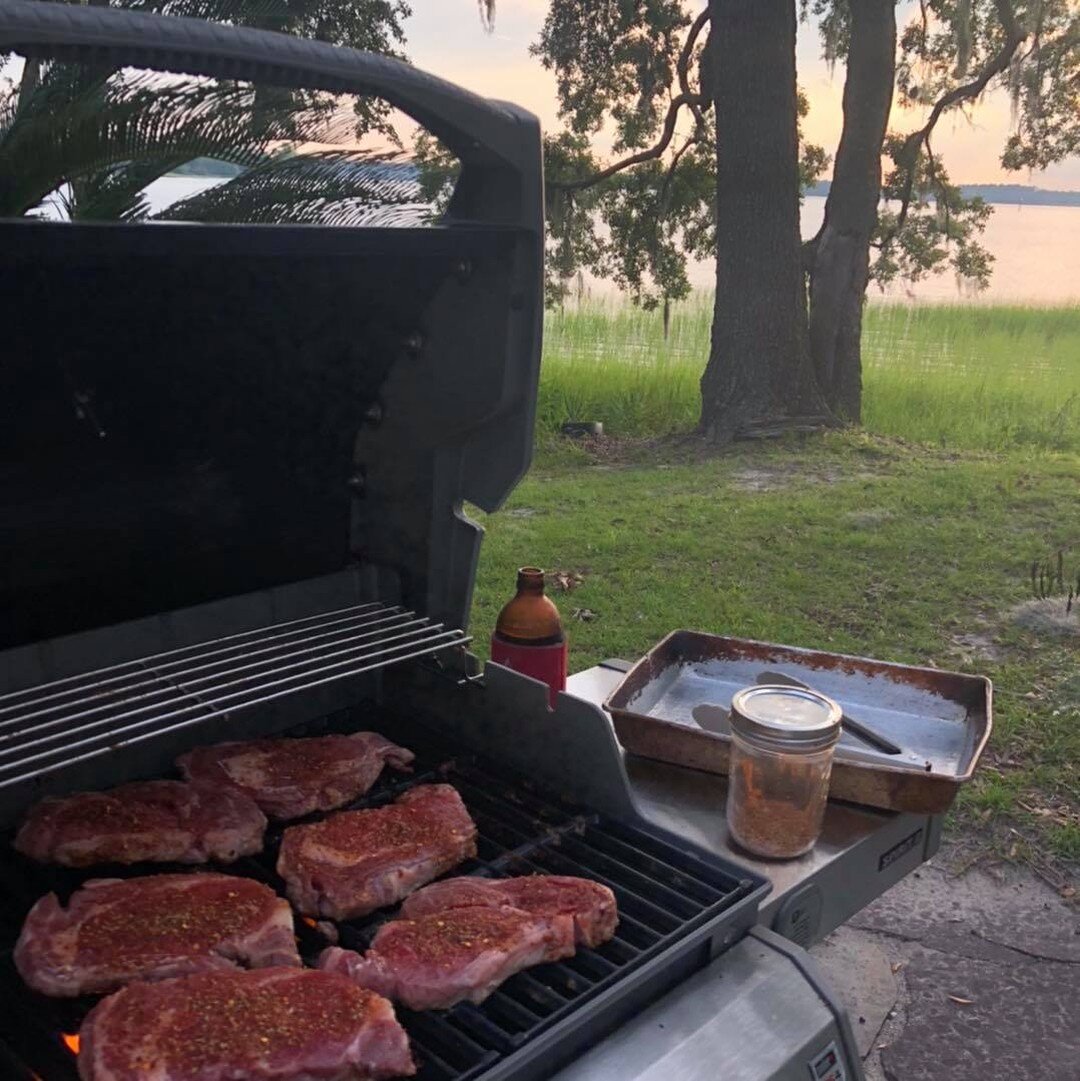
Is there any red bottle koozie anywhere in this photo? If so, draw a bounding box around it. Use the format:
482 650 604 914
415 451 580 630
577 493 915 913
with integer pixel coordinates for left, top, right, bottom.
490 636 568 709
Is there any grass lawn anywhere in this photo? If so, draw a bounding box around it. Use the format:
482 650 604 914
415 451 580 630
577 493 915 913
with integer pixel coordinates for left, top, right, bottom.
469 301 1080 884
540 298 1080 453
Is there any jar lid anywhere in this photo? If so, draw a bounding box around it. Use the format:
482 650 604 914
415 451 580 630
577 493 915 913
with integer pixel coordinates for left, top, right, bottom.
729 685 842 752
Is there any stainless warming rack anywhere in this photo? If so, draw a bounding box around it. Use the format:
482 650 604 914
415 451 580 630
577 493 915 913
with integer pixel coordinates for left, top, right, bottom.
0 603 469 791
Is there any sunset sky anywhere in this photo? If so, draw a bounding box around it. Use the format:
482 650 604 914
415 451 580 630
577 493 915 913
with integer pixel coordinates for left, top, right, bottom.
2 2 1075 191
405 1 1080 192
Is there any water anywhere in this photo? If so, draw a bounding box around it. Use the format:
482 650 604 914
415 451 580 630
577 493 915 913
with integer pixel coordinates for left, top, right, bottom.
142 175 227 211
33 179 1080 305
34 176 227 221
692 196 1080 305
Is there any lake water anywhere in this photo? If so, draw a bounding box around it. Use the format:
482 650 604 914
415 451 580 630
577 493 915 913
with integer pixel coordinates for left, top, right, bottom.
688 196 1080 305
65 179 1080 306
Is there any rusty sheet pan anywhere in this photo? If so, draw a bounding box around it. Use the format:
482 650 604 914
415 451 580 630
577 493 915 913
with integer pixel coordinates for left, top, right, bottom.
604 631 992 815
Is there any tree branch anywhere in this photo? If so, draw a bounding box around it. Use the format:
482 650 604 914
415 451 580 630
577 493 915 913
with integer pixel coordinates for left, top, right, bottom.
679 8 712 93
677 8 712 131
884 0 1024 242
15 57 40 119
925 128 950 240
549 9 711 193
549 90 706 192
659 133 697 212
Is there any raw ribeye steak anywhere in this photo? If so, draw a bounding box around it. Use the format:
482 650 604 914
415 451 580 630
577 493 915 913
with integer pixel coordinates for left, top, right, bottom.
319 904 575 1010
277 784 477 920
177 731 414 820
401 874 618 947
15 873 299 997
15 781 266 867
77 967 415 1081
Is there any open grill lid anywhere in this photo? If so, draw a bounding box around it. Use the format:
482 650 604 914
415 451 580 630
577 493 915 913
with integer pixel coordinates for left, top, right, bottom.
0 0 544 655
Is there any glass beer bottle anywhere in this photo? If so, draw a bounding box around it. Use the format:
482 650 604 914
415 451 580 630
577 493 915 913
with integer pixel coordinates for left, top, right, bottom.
490 567 567 708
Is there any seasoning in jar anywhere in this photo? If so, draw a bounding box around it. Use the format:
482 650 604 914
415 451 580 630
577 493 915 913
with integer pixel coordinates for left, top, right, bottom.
725 684 842 859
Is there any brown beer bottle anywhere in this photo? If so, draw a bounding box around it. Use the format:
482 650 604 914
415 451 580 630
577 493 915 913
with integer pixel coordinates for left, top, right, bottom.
491 567 568 708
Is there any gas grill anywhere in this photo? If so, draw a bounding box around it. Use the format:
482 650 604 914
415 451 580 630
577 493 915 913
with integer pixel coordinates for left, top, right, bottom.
0 704 764 1081
0 5 945 1081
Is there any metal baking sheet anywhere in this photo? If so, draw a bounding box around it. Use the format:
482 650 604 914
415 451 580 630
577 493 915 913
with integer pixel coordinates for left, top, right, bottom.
605 632 992 814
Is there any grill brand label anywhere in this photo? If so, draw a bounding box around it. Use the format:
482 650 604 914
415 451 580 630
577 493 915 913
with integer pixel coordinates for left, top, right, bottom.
879 828 923 872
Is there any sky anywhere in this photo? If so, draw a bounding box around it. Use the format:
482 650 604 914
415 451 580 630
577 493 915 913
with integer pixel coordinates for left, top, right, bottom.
2 2 1076 190
404 1 1080 191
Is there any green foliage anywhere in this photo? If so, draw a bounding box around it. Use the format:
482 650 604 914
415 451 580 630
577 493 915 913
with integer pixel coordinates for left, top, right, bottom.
875 135 995 289
157 149 430 226
539 132 608 305
531 0 690 149
0 0 409 220
1001 3 1080 170
0 70 327 217
896 1 1080 171
530 0 713 304
532 8 830 307
532 1 1002 308
796 88 831 191
536 1 1078 309
802 0 850 67
877 2 1077 299
412 127 460 207
595 140 718 309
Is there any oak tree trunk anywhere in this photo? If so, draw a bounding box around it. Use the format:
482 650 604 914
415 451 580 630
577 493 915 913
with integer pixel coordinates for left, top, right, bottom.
15 58 40 118
808 0 895 421
700 0 828 442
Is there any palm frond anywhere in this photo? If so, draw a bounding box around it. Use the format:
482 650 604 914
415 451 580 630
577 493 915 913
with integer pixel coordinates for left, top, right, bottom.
72 157 192 221
155 148 436 226
0 68 343 218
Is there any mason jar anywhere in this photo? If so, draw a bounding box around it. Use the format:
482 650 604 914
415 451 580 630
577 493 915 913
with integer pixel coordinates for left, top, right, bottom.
725 685 842 859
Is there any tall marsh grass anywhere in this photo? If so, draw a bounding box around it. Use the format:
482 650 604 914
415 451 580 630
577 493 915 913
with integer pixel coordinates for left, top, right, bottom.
540 296 1080 452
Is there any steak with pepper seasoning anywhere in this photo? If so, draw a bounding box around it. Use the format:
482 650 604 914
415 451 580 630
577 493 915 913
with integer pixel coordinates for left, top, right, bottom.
15 873 299 997
177 731 414 820
400 874 618 948
277 784 477 920
14 781 266 867
319 904 576 1010
77 967 415 1081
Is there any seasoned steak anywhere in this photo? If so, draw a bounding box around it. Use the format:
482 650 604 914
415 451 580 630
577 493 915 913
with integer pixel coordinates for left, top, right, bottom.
77 967 415 1081
15 873 299 997
177 731 414 820
14 781 266 867
319 905 575 1010
277 784 477 920
401 874 619 947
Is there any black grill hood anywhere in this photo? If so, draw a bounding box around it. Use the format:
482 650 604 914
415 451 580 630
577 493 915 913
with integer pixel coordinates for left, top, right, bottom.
0 1 544 655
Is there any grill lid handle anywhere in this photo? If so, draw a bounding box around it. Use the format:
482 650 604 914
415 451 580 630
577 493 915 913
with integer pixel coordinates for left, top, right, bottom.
0 0 540 191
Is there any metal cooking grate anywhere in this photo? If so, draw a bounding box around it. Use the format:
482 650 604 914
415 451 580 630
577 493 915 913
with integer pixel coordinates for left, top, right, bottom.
0 604 469 795
0 706 761 1081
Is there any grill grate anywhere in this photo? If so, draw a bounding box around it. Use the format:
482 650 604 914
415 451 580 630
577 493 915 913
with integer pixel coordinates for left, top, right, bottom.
0 705 762 1081
0 604 469 795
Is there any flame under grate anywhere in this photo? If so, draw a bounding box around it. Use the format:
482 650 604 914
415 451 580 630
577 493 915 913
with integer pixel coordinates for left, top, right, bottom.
0 705 759 1081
